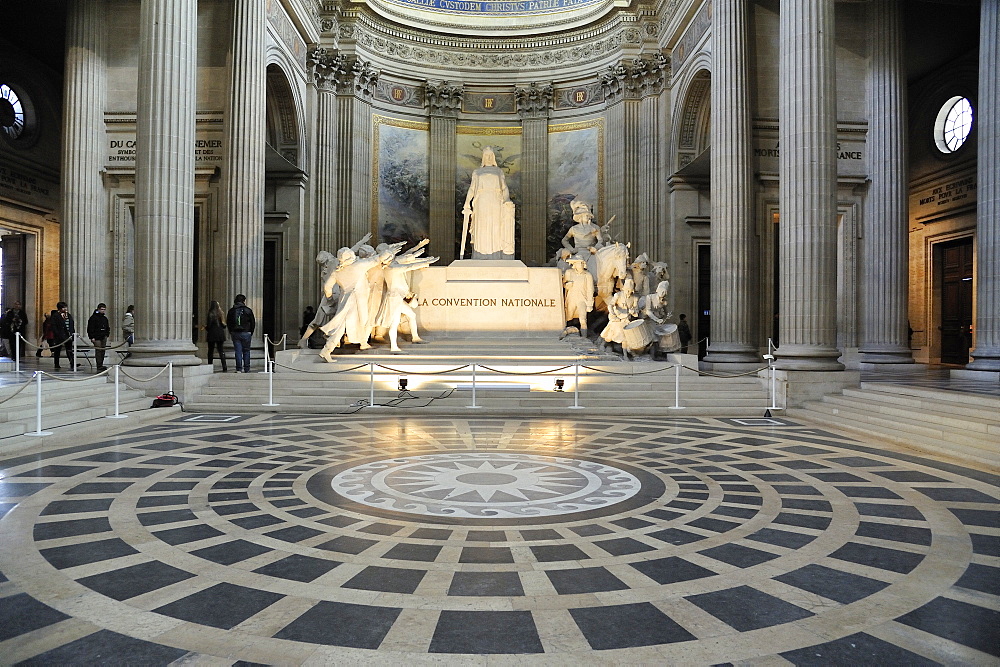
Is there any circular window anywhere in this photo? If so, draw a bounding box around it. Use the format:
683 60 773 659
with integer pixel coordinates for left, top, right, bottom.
934 96 974 154
0 83 26 140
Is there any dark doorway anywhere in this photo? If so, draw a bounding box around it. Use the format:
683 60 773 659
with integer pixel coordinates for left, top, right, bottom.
1 234 27 310
697 244 710 358
939 237 974 364
263 236 280 355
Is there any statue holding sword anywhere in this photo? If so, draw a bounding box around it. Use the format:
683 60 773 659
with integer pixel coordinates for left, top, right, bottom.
460 146 516 260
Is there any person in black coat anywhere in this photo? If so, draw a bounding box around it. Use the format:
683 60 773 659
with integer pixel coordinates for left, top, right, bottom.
205 300 227 372
50 301 76 370
0 300 28 359
87 303 111 371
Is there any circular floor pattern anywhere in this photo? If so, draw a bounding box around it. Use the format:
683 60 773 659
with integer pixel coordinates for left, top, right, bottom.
0 414 998 664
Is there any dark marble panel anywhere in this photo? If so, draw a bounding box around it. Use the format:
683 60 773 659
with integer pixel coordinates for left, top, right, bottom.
65 481 132 495
955 563 1000 596
430 611 543 654
827 457 891 467
780 632 938 666
0 593 70 641
317 515 363 528
917 487 1000 504
644 509 685 521
699 543 780 568
17 629 188 666
971 533 1000 557
593 537 657 556
459 547 514 564
78 561 194 600
213 503 259 516
287 507 326 518
570 602 695 650
546 567 629 595
142 456 196 466
75 451 143 463
382 543 443 562
15 465 95 477
230 514 284 530
208 491 250 502
40 537 139 569
855 522 932 546
530 544 590 562
772 512 831 530
34 517 113 541
343 566 426 594
949 509 1000 528
723 494 764 505
872 470 945 483
275 601 401 648
854 503 925 521
568 524 613 537
154 582 282 630
264 525 324 543
253 554 342 583
713 506 759 519
745 528 816 549
136 495 189 508
630 556 716 585
646 527 706 545
687 586 813 631
97 467 159 478
191 539 271 565
781 498 832 512
896 597 1000 657
358 522 404 536
775 564 889 603
315 536 378 555
409 527 452 540
611 517 655 530
153 524 225 546
149 481 200 492
137 509 199 526
830 542 924 574
40 498 114 515
467 530 507 542
688 517 741 533
449 571 525 596
835 486 903 499
520 529 562 541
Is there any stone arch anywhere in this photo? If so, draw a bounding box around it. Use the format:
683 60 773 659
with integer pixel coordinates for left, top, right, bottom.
670 66 711 173
265 63 302 167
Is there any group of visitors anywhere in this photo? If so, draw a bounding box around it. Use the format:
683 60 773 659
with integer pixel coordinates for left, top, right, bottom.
204 295 256 373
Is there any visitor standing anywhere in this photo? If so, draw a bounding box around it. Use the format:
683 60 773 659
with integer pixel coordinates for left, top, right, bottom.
50 302 76 370
0 300 27 359
678 314 692 354
37 311 53 357
226 294 255 373
205 300 228 372
87 303 111 371
121 305 135 346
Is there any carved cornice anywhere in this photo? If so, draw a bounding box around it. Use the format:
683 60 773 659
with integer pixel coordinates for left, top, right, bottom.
425 80 464 117
308 47 380 96
600 53 668 102
515 82 554 119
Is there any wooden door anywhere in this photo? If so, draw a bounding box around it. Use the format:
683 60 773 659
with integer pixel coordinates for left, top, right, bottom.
939 237 974 364
0 234 26 309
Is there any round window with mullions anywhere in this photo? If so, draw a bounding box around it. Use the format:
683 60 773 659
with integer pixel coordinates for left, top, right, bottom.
934 96 974 154
1 83 27 140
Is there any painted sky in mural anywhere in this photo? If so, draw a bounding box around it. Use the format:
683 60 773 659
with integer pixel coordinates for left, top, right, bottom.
378 122 430 246
547 124 600 259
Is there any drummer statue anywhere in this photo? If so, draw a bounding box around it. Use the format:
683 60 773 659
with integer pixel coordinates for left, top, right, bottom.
639 280 680 358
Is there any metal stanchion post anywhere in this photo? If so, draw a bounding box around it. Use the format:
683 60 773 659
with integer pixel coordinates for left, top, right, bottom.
107 364 127 418
260 338 270 374
669 364 684 410
168 362 173 394
14 334 20 374
369 362 375 407
73 333 79 373
468 363 481 408
24 371 52 437
262 360 279 406
569 362 584 409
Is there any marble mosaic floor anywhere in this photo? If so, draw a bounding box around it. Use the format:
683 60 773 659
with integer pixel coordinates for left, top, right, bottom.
0 413 998 664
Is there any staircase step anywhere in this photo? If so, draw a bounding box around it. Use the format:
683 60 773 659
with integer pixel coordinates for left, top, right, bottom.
823 392 997 435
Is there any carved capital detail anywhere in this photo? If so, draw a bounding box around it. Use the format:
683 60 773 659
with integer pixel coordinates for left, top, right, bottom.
600 53 669 103
425 80 464 117
515 82 554 119
308 47 379 97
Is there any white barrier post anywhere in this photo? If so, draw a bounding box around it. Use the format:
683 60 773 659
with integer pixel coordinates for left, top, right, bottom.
282 334 287 351
107 364 128 418
168 362 174 394
24 371 52 437
369 362 375 407
262 360 279 406
468 363 481 409
73 333 79 373
569 363 584 409
260 337 270 374
14 334 20 374
669 364 684 410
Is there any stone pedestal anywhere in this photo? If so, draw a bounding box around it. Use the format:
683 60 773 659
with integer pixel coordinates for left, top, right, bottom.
763 369 861 408
409 260 565 335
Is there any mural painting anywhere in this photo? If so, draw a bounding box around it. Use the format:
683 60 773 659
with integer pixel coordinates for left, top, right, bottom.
547 120 603 260
456 127 522 259
374 116 430 246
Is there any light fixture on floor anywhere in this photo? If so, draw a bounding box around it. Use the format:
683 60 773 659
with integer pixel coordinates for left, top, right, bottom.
398 377 408 391
554 378 565 392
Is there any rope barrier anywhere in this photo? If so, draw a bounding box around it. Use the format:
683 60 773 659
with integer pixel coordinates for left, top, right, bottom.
16 333 131 351
373 363 471 375
38 368 113 382
476 364 575 376
118 365 170 382
0 378 38 404
271 360 370 374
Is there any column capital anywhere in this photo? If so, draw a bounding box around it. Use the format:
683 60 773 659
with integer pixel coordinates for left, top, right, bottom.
515 82 553 119
308 48 379 97
425 79 463 117
599 54 668 103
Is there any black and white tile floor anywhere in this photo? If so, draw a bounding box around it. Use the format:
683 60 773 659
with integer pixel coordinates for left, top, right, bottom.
0 414 997 664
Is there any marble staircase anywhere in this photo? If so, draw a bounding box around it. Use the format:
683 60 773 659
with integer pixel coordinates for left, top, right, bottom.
0 373 154 439
183 336 774 416
787 382 1000 469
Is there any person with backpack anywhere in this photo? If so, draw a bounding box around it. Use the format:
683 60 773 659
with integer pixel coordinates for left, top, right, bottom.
87 303 112 371
226 294 255 373
50 301 77 370
0 300 27 359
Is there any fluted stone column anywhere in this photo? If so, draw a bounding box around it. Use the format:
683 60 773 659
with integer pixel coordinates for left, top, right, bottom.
331 58 378 249
426 81 462 262
517 82 553 265
775 0 844 371
967 0 1000 372
61 0 107 318
859 0 912 364
128 0 200 366
224 0 266 339
308 48 340 254
704 0 758 367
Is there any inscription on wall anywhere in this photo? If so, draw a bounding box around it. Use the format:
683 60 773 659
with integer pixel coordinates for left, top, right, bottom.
106 136 225 165
911 173 977 223
0 166 58 210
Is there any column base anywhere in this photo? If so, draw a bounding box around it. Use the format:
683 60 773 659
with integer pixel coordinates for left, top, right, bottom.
765 369 861 407
773 344 845 371
858 344 914 364
703 343 761 369
966 347 1000 372
951 368 1000 382
125 340 203 367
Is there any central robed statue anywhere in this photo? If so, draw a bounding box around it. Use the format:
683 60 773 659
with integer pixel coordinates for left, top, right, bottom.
461 146 516 260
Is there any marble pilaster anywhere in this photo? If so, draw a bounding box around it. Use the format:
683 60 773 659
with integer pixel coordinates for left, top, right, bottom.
427 81 462 262
223 0 266 339
775 0 844 371
516 82 553 265
128 0 200 366
704 0 758 367
859 0 912 364
309 48 345 254
60 0 107 318
967 0 1000 372
333 58 378 249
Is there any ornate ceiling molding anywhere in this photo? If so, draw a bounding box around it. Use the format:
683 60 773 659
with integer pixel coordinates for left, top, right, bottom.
516 82 554 119
308 47 380 96
600 53 669 103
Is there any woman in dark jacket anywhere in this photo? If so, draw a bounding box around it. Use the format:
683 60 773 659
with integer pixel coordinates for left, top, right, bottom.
205 300 227 372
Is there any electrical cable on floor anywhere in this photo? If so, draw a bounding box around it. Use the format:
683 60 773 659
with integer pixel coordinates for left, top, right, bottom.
345 388 458 413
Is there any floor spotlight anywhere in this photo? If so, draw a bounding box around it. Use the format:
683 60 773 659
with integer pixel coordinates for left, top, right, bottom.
398 377 408 392
554 378 565 392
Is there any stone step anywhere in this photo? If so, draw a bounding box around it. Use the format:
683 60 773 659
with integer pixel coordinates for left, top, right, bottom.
182 402 769 417
830 390 999 435
787 404 998 470
860 382 1000 411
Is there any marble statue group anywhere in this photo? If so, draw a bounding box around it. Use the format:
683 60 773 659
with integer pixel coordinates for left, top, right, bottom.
299 233 438 360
